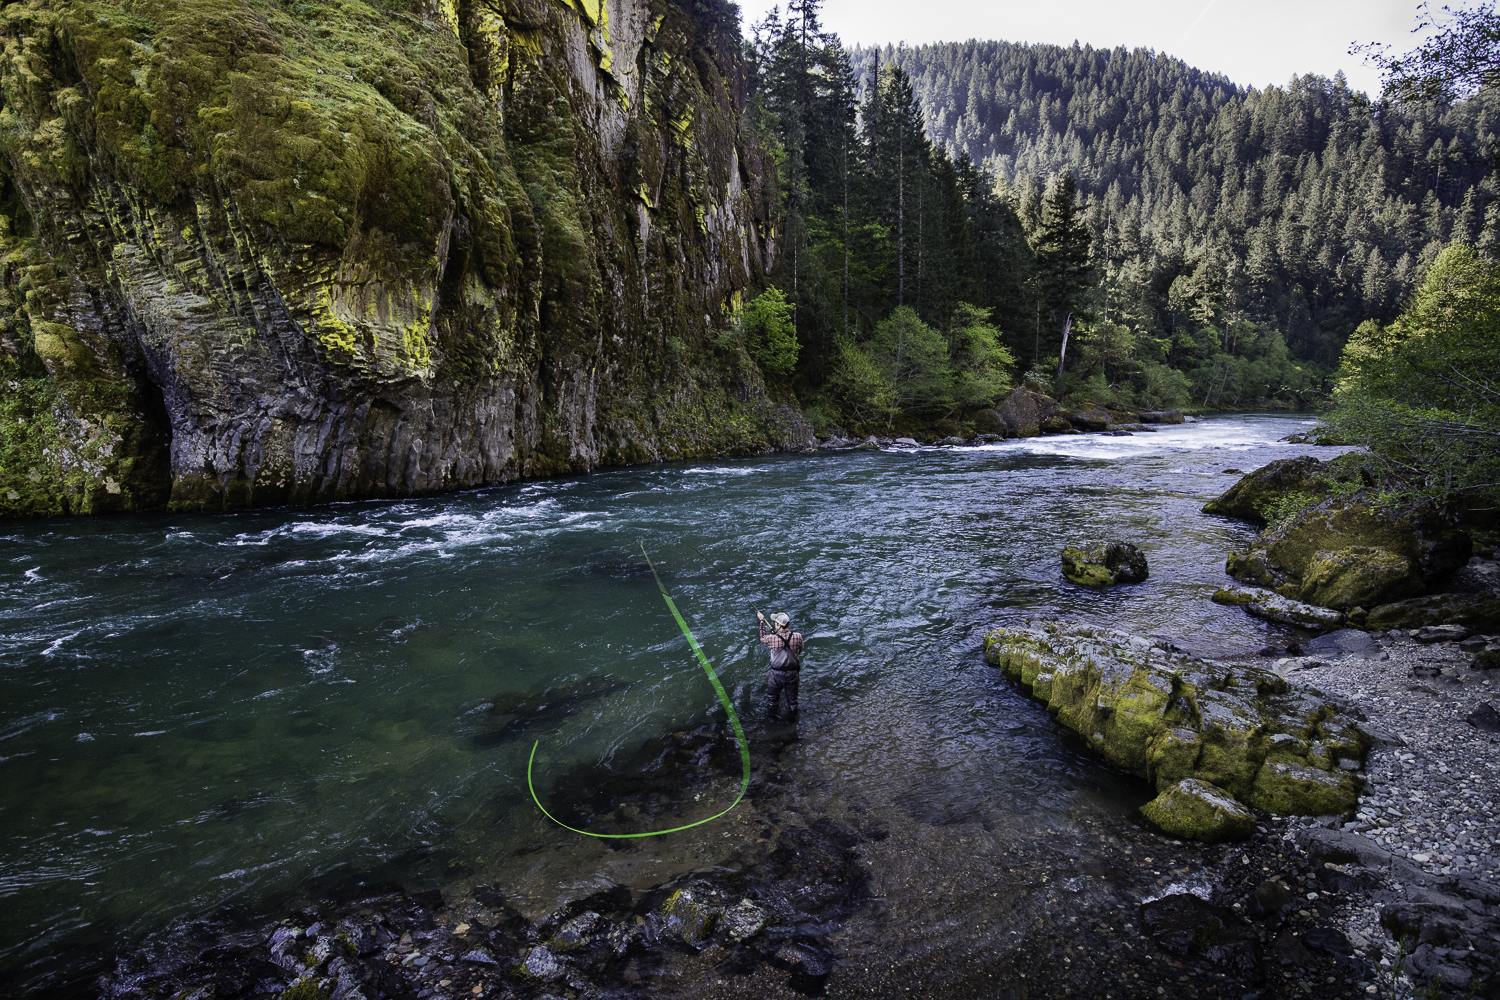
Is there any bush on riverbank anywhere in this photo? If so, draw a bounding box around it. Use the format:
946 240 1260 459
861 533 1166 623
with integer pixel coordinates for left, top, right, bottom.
1321 242 1500 520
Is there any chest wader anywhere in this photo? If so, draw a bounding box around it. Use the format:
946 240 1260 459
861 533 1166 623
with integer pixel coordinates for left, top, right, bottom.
765 633 800 713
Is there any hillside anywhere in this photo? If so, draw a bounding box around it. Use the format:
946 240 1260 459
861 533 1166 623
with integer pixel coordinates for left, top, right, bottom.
861 40 1499 365
746 10 1499 423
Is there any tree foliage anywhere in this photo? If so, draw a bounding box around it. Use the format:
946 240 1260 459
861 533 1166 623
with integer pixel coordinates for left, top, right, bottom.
1324 241 1500 510
741 10 1499 425
740 288 800 379
1355 2 1500 104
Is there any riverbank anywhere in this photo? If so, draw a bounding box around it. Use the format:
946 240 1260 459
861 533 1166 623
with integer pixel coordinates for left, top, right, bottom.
74 629 1499 1000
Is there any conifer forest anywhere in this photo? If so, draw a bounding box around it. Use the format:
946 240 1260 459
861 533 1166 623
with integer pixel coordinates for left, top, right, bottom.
740 2 1500 427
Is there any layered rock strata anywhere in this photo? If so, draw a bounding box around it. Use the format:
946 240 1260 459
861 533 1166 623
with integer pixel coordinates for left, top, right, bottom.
0 0 800 517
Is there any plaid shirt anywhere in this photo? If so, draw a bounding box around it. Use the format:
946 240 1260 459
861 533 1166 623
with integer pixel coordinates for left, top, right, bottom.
758 623 804 664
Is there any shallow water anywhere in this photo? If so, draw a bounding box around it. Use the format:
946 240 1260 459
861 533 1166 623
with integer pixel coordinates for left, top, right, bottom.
0 414 1329 988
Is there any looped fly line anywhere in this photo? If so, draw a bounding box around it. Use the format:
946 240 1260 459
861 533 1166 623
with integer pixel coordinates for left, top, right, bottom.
527 542 751 837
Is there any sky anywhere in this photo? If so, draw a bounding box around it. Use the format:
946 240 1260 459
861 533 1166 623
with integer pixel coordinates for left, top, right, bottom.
735 0 1438 97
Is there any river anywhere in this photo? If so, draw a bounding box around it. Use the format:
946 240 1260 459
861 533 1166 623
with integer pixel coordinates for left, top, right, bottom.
0 414 1328 992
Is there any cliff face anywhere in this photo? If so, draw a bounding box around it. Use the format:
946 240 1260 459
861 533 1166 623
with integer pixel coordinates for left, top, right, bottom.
0 0 803 517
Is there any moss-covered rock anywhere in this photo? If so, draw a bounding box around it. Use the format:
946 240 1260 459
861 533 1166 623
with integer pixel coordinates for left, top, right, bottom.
1352 593 1500 632
1202 456 1326 523
1223 497 1470 610
1069 405 1113 431
1298 546 1420 609
0 0 801 518
984 623 1367 840
1061 540 1149 586
1137 409 1184 424
1140 777 1256 843
995 387 1060 438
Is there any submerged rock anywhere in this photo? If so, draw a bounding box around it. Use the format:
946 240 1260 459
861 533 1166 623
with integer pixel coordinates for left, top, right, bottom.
984 623 1368 840
1060 540 1149 586
1212 586 1345 628
1139 777 1256 842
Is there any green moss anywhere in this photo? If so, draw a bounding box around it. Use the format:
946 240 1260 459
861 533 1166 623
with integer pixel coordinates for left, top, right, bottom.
985 625 1367 840
1245 760 1357 816
1139 778 1255 843
280 977 327 1000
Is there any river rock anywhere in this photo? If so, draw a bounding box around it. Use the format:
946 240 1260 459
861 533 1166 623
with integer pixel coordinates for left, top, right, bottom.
1299 629 1377 656
1413 624 1472 643
1212 586 1345 628
1353 592 1500 631
973 408 1007 435
1137 410 1185 424
1201 456 1327 523
1139 777 1256 842
1069 406 1114 431
1244 879 1294 922
521 945 564 982
995 388 1062 438
1466 703 1500 733
983 623 1368 840
1061 540 1150 586
1139 893 1261 976
1225 497 1471 610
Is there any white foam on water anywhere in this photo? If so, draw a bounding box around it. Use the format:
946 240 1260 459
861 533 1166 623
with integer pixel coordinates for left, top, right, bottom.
968 418 1309 461
682 466 769 476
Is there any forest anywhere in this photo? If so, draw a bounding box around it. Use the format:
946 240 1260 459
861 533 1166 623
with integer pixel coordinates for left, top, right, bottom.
737 1 1500 431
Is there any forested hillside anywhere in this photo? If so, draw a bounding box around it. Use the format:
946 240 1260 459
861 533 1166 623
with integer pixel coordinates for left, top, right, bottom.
743 3 1499 427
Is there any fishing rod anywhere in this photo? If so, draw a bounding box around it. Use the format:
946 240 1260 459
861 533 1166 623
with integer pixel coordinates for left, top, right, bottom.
526 542 751 838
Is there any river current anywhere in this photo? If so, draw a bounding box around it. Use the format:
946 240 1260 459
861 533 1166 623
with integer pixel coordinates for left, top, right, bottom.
0 415 1328 990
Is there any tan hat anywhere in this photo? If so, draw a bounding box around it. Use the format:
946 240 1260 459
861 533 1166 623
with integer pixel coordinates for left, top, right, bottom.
772 612 790 627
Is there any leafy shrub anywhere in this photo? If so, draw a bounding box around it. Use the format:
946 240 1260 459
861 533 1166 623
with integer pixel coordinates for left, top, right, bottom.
740 288 799 379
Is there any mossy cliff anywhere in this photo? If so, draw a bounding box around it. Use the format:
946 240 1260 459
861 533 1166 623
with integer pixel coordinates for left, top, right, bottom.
984 623 1368 841
0 0 797 517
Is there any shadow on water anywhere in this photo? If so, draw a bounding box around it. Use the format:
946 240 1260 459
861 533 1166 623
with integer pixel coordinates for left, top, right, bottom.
470 674 631 747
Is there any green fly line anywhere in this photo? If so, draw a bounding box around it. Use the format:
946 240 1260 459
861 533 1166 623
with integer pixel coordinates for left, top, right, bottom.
526 542 751 838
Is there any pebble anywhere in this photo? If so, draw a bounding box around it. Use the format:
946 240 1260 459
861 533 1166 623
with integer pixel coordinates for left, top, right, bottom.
1287 630 1500 879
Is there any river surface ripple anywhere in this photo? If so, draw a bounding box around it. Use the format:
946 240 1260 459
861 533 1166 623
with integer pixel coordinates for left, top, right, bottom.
0 414 1333 988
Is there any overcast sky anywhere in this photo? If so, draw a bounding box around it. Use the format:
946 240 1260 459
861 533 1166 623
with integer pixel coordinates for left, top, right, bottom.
736 0 1437 97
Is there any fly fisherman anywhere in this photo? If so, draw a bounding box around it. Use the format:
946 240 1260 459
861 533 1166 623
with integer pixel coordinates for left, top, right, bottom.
757 610 804 716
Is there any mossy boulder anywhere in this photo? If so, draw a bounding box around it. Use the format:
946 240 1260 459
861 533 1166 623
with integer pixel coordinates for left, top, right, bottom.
995 387 1061 438
1140 778 1256 843
1061 540 1149 586
984 623 1368 840
1069 405 1114 431
1352 593 1500 632
1224 497 1471 610
1298 546 1421 609
973 408 1006 435
1202 456 1326 523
